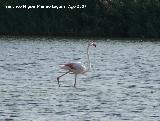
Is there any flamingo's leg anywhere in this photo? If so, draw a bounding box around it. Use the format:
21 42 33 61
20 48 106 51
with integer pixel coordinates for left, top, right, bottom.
57 71 70 87
74 74 77 88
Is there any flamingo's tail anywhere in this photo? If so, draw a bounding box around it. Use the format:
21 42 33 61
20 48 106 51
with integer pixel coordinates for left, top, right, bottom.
59 64 70 70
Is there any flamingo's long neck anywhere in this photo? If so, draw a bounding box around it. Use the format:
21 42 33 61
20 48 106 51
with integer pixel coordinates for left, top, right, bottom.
87 44 91 71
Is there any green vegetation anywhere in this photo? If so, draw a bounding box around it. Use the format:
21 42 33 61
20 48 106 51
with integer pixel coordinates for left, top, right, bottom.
0 0 160 38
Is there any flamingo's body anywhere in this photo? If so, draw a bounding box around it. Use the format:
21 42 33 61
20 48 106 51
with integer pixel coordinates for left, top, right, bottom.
57 41 96 87
60 62 86 74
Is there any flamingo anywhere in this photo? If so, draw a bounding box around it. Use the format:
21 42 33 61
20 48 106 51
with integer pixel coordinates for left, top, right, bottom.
57 41 96 87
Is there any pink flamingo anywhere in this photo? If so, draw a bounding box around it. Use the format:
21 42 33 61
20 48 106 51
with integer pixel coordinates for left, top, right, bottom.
57 41 96 87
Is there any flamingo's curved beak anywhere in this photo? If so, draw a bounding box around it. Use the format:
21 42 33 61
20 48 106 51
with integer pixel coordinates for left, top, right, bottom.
92 43 96 47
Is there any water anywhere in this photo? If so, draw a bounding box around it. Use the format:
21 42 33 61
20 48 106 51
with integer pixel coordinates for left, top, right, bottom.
0 37 160 121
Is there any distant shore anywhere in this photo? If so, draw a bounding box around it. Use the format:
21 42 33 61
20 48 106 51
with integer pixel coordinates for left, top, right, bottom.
0 34 159 41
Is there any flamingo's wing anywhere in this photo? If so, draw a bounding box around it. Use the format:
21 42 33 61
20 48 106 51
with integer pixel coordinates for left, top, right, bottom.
60 62 84 72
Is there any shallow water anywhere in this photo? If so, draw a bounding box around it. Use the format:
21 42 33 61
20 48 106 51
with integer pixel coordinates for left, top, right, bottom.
0 37 160 121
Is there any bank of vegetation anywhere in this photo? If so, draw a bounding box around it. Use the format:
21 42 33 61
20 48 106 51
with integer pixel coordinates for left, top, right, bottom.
0 0 160 38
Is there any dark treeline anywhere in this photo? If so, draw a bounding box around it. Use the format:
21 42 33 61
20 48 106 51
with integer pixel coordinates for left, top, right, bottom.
0 0 160 38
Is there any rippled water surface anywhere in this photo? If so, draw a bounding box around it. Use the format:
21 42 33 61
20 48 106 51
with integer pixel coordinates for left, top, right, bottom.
0 37 160 121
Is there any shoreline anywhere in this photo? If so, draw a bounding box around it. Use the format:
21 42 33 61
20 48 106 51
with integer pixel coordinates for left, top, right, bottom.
0 34 160 41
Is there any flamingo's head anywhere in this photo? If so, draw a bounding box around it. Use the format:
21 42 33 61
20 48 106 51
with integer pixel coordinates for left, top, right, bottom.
89 41 96 47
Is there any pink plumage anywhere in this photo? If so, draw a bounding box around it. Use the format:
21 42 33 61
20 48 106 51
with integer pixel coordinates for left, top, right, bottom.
60 62 86 74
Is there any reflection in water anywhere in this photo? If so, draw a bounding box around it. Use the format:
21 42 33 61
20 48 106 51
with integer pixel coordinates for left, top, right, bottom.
0 38 160 121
